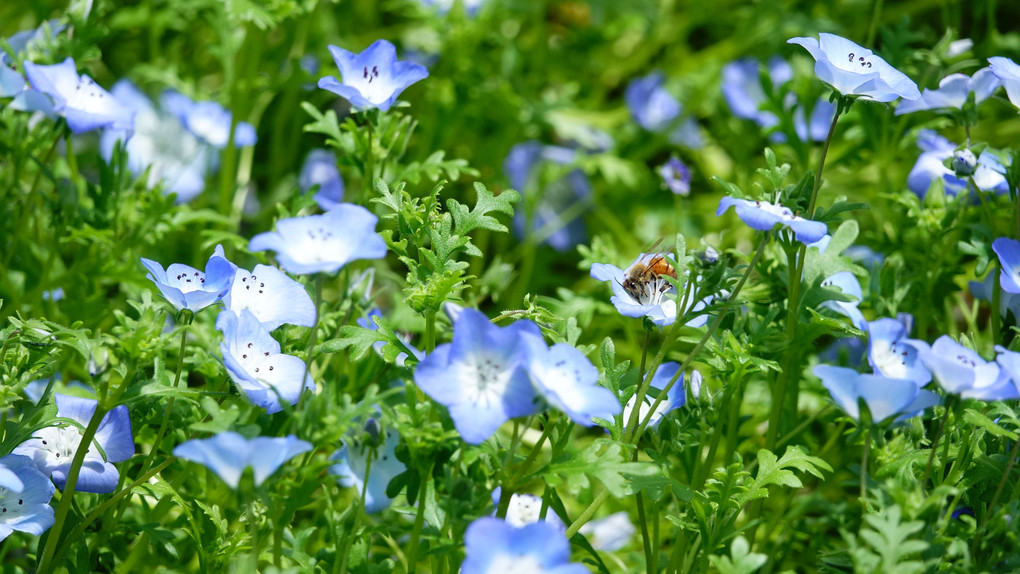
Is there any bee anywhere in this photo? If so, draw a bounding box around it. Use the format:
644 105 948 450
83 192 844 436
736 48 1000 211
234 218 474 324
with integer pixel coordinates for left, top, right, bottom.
620 239 678 304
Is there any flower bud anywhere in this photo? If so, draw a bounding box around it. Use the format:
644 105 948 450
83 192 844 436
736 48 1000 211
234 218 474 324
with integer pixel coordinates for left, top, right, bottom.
952 149 977 176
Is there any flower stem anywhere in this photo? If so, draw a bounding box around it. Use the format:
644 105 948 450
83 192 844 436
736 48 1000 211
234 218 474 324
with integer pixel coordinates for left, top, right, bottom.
565 489 610 539
922 395 955 486
405 463 433 574
142 324 189 472
861 428 872 500
992 261 1003 347
624 331 654 442
807 105 842 218
636 493 655 573
361 117 375 205
973 435 1020 558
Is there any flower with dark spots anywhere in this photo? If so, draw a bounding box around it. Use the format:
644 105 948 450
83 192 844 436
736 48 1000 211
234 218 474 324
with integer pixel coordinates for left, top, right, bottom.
223 264 316 331
788 33 920 102
318 40 428 112
915 336 1017 401
22 57 135 133
716 196 827 244
0 454 55 542
140 244 236 312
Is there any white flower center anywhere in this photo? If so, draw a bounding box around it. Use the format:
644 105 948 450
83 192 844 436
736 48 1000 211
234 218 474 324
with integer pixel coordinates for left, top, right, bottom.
233 340 278 381
872 340 912 379
0 486 26 519
36 426 97 465
461 354 513 408
841 51 874 72
754 200 795 220
168 270 206 294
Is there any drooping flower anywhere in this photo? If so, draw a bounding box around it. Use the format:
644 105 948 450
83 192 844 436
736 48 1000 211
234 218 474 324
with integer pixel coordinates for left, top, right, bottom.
716 197 827 244
621 362 687 428
895 67 1000 115
812 365 938 423
490 488 565 530
299 148 345 211
318 39 429 112
625 71 703 148
161 90 256 148
906 130 1008 197
787 33 921 102
519 333 621 426
504 141 591 252
99 80 212 203
14 394 134 493
992 237 1020 294
915 336 1017 401
578 511 635 552
329 425 405 513
988 57 1020 111
414 309 540 444
216 309 316 414
591 254 710 328
249 204 388 275
222 264 315 331
866 317 931 385
970 271 1020 320
461 517 589 574
140 244 236 312
658 156 691 196
22 57 135 133
356 309 424 367
172 432 312 489
0 454 55 542
819 271 868 331
994 346 1020 393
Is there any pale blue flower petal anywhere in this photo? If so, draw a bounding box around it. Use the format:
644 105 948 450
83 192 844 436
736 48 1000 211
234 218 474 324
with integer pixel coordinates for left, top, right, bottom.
223 264 316 331
319 40 429 112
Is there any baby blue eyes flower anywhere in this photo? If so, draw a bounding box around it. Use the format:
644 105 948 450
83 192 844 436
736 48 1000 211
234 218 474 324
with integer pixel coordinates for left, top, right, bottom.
414 309 540 444
590 254 710 328
658 156 691 196
249 204 388 275
721 56 792 128
578 511 635 552
788 33 921 102
318 39 429 112
915 336 1017 401
895 67 1000 115
461 517 589 574
819 271 867 331
223 264 316 331
906 130 1008 197
22 57 135 133
141 244 236 312
216 310 316 414
0 454 55 542
625 71 703 148
988 57 1020 111
622 362 687 428
329 427 405 513
14 394 134 494
992 237 1020 294
504 141 591 252
520 333 621 426
970 272 1020 320
300 149 345 211
716 197 827 244
812 365 937 423
866 317 931 386
173 432 312 489
490 488 565 530
161 90 257 148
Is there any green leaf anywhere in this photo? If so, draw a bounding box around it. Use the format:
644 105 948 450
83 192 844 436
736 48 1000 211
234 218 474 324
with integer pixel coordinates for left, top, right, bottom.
544 440 659 498
709 536 767 574
447 182 520 237
963 408 1018 441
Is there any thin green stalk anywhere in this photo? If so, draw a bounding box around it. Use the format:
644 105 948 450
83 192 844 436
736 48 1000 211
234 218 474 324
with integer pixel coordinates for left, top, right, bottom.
922 395 955 486
246 494 260 568
143 324 189 472
865 0 884 46
405 464 433 574
496 419 526 519
565 489 610 538
338 453 373 574
636 493 655 574
624 331 654 442
37 403 110 573
973 435 1020 557
767 244 804 450
861 429 872 500
693 381 735 489
992 261 1002 346
807 103 842 218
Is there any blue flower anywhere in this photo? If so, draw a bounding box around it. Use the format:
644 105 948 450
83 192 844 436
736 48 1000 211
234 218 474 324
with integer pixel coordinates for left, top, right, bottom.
504 141 591 252
357 309 424 367
721 57 792 128
0 21 63 110
172 432 312 489
578 511 635 552
99 80 212 203
414 309 541 444
490 488 565 530
222 264 315 331
988 57 1020 111
591 254 710 328
318 40 429 112
141 244 236 312
14 394 134 493
866 317 931 385
788 33 920 102
915 336 1017 401
419 0 487 16
216 310 316 414
299 149 345 211
895 67 1000 115
658 156 691 196
329 426 405 513
22 57 135 133
793 98 837 142
992 237 1020 294
970 272 1020 320
621 362 687 428
519 334 620 426
461 517 589 574
995 346 1020 393
161 90 256 148
0 454 55 542
812 365 937 423
906 130 1008 197
249 204 388 275
716 197 827 244
819 271 868 331
625 71 702 148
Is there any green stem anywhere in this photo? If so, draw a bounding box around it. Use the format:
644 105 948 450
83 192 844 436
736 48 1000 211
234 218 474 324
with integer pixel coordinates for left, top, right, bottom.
974 435 1020 557
624 331 654 442
767 244 804 450
405 464 432 574
37 403 111 573
361 117 375 205
509 419 553 485
143 324 189 472
922 395 955 486
992 261 1003 347
636 493 655 574
865 0 884 46
246 494 260 568
565 489 610 539
807 104 842 218
861 428 872 500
